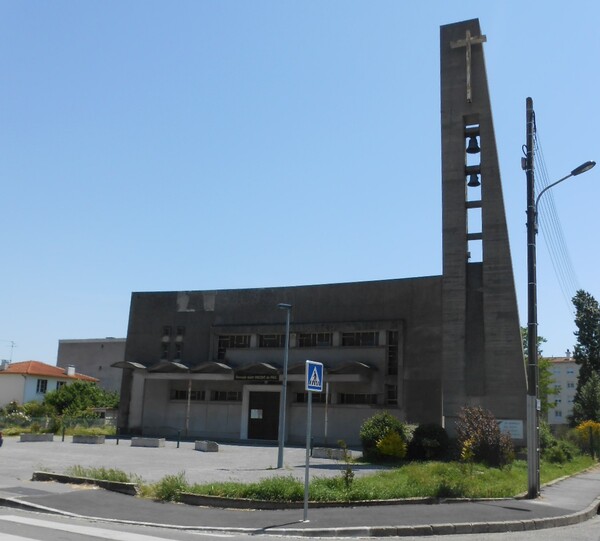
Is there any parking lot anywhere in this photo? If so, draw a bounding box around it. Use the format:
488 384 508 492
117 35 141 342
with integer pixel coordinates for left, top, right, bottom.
0 436 383 488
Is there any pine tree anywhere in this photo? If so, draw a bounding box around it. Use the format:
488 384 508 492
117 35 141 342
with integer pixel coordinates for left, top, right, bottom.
571 290 600 424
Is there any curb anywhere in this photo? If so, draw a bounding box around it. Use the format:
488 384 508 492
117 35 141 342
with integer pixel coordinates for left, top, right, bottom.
31 471 138 496
1 493 598 537
179 492 441 509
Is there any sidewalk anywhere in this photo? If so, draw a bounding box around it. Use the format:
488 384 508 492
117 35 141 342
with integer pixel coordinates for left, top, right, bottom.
0 436 599 537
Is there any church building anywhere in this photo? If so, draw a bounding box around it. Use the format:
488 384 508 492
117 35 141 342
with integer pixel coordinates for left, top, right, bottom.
115 19 527 447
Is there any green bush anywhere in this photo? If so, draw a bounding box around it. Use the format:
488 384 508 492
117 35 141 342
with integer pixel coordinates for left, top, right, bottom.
539 421 579 463
152 472 189 502
539 421 557 452
360 411 409 461
376 431 407 459
408 423 449 461
455 406 514 468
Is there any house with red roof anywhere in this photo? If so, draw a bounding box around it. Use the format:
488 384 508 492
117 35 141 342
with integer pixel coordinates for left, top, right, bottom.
0 361 98 407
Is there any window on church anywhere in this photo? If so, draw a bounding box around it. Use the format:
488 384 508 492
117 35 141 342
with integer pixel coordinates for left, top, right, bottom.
170 389 205 401
259 334 286 348
341 331 379 347
160 342 170 360
174 343 183 360
162 326 171 338
296 392 329 404
339 393 378 405
387 330 398 375
210 391 242 401
297 333 332 348
385 384 398 406
217 335 251 360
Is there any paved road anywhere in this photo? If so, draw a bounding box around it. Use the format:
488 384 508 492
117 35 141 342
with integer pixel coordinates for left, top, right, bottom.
0 435 376 485
1 435 599 537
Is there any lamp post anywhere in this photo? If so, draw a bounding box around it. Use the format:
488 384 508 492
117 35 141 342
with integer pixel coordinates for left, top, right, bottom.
277 302 292 469
525 98 596 498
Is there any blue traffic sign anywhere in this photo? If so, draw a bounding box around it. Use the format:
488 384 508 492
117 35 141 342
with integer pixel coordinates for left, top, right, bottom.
305 360 324 392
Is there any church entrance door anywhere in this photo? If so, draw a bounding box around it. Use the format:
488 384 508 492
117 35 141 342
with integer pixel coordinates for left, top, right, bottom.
247 391 280 440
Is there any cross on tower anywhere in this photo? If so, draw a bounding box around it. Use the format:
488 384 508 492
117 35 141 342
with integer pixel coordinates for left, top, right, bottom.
450 29 487 103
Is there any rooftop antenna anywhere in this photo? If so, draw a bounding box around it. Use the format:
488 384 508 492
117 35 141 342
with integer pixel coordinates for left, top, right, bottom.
0 340 17 363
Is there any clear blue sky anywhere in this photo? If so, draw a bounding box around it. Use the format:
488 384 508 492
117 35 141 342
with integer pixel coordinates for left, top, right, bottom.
1 1 598 364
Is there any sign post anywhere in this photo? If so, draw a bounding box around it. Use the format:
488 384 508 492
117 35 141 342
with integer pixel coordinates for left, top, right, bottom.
303 360 323 522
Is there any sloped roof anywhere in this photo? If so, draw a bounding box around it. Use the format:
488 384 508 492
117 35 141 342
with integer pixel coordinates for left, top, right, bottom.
548 357 576 364
0 360 98 382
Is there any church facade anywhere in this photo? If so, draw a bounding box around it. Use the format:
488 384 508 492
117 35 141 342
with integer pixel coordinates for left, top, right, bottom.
116 19 527 446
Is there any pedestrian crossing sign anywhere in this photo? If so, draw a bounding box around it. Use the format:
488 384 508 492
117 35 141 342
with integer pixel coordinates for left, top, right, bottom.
305 360 324 392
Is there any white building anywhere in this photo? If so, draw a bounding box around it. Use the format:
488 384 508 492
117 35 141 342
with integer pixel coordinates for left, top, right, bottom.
0 361 98 407
548 355 579 428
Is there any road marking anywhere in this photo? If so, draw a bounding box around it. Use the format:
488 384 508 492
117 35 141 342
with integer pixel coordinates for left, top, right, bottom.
0 534 35 541
0 515 182 540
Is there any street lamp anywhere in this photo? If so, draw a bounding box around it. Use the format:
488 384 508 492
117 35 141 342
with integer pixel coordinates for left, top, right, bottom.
525 100 595 499
535 161 596 213
277 302 292 469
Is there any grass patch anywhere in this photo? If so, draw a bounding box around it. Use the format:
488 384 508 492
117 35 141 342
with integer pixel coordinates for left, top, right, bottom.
60 456 597 503
65 465 140 484
182 456 597 502
1 427 25 436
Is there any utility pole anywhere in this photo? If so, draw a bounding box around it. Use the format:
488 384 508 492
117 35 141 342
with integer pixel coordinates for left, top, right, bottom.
525 96 540 499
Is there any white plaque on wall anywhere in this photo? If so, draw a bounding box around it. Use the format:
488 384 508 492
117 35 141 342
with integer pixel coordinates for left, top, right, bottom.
498 419 523 440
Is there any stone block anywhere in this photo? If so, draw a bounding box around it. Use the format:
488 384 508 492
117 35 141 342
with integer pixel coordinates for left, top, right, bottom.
20 433 54 442
312 447 349 460
195 440 219 452
72 435 105 444
131 437 165 448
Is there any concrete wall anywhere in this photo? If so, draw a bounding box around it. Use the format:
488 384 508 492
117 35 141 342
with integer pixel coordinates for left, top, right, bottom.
120 276 443 438
57 338 125 393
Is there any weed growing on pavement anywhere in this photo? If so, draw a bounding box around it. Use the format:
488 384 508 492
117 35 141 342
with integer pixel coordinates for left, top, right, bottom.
65 465 140 484
60 455 597 503
151 472 189 502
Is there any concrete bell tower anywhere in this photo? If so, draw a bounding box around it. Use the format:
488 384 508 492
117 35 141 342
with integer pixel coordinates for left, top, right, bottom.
440 19 527 435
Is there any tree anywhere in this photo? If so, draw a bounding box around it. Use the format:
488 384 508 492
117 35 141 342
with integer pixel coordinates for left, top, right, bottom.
572 290 600 423
571 372 600 424
43 381 119 418
521 327 555 417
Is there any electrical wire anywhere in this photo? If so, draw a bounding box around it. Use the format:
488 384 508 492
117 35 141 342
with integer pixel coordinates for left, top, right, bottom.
532 128 579 313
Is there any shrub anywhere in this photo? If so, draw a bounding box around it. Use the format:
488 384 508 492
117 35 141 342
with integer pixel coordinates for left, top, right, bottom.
575 420 600 456
152 472 189 502
544 445 567 464
408 423 449 461
360 411 409 461
376 431 407 459
547 440 579 463
539 421 557 452
455 406 514 468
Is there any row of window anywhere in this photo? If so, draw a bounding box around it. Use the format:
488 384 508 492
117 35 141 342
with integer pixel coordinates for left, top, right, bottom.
36 379 65 394
160 329 399 374
170 390 242 401
216 331 386 360
161 342 183 360
170 387 398 406
553 382 576 392
163 326 185 338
